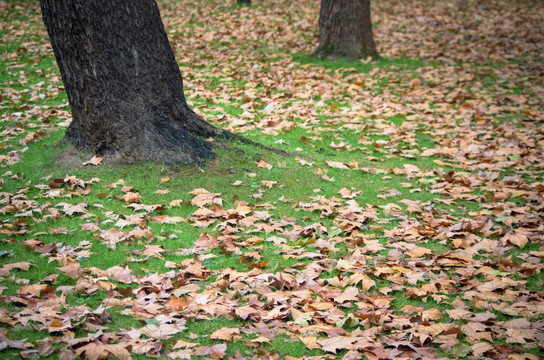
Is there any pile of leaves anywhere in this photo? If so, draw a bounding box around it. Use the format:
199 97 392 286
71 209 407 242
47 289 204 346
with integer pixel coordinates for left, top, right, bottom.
0 0 543 359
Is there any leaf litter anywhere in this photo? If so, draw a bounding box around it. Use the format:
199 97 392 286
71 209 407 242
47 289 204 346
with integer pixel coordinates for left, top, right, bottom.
0 0 543 359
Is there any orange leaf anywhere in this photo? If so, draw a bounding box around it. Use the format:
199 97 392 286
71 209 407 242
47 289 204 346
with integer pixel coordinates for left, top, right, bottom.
167 296 189 311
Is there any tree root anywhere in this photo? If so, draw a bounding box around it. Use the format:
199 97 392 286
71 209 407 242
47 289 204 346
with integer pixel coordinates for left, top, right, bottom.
183 108 288 157
215 129 288 156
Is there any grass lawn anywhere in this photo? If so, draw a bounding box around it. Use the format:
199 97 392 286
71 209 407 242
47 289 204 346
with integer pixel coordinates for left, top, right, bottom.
0 0 543 359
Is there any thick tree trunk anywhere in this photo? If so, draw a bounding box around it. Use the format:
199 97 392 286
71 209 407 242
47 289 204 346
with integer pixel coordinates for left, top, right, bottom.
314 0 379 60
40 0 226 164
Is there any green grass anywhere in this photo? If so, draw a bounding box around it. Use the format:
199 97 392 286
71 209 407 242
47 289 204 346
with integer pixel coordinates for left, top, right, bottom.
292 52 430 74
0 122 467 358
1 0 543 359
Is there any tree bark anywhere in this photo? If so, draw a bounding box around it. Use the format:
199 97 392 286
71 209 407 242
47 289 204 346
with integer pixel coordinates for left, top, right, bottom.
314 0 379 60
40 0 228 164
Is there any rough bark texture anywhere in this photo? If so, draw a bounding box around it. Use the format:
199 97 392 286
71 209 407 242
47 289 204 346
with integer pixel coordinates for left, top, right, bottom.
314 0 379 59
40 0 225 164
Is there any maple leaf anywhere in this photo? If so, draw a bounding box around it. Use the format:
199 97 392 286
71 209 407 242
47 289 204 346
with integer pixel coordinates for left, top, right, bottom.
58 259 81 278
210 327 241 341
234 306 260 320
48 318 70 333
233 201 252 216
361 240 385 253
403 163 421 174
99 228 128 249
257 159 272 170
172 340 198 349
508 355 541 360
58 202 88 216
297 159 313 167
128 227 152 240
505 328 537 344
18 284 48 297
167 297 189 311
135 323 185 339
3 262 33 272
126 203 163 212
143 245 165 259
461 322 492 342
338 186 360 199
420 323 456 337
329 140 350 150
334 286 359 304
194 344 227 359
261 180 278 188
82 156 103 166
422 308 442 321
501 230 528 248
349 273 376 291
325 161 349 169
75 342 132 360
167 349 194 359
190 189 222 207
299 336 320 350
121 185 133 192
151 215 186 224
102 266 136 284
317 336 361 354
105 179 125 188
294 312 315 328
406 246 432 258
118 192 140 204
170 199 184 207
470 342 494 357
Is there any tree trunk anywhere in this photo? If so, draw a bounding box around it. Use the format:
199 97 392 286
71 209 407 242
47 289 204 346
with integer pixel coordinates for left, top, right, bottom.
40 0 226 164
314 0 379 60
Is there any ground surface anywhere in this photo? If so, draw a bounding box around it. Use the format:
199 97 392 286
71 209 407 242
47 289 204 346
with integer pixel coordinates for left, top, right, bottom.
0 0 543 359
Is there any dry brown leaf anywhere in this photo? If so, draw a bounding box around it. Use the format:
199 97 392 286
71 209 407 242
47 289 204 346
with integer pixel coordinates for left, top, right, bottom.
75 343 131 360
299 336 320 350
317 336 361 354
167 297 189 311
257 160 272 170
82 156 103 166
194 344 227 359
325 161 349 169
210 327 241 341
118 192 140 204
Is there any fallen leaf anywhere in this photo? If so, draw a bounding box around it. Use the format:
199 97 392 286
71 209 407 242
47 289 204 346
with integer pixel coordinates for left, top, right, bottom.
82 156 103 166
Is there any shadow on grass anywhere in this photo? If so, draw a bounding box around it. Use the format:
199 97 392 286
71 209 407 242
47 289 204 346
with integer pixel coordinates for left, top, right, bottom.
291 52 433 74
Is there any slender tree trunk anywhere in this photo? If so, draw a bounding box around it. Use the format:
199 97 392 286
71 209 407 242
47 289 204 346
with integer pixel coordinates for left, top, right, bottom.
40 0 226 164
314 0 379 59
